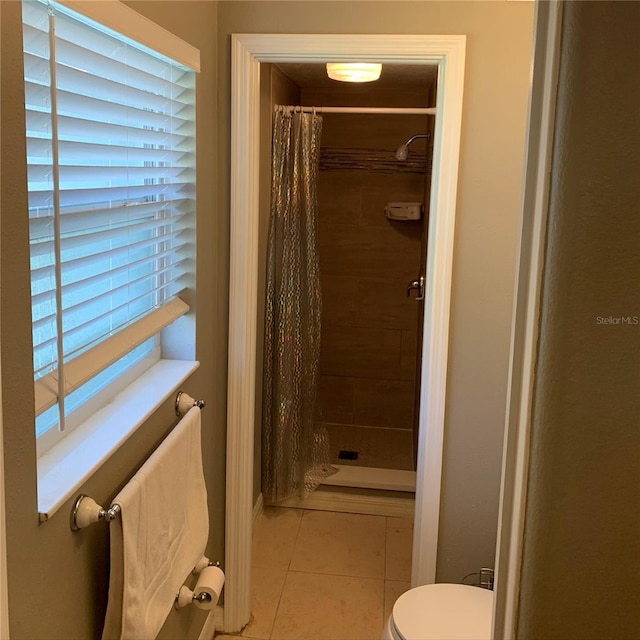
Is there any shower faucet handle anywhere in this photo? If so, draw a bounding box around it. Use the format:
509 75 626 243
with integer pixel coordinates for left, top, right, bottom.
407 275 425 301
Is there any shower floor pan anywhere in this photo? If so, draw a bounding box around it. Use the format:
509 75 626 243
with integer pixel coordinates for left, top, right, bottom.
322 465 416 493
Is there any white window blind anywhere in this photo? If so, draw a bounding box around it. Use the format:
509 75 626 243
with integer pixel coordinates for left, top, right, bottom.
22 0 197 443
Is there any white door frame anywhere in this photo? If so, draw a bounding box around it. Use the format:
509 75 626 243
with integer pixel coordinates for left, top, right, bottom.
225 33 466 632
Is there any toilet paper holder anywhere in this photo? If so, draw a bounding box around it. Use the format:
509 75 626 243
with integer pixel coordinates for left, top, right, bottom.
175 560 223 609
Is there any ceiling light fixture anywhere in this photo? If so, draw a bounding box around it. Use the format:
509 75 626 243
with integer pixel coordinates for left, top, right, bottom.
326 62 382 83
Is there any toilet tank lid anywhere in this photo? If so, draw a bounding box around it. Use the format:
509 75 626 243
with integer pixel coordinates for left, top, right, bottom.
392 583 493 640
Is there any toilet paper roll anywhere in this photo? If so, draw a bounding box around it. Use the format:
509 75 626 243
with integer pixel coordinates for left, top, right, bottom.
193 565 225 611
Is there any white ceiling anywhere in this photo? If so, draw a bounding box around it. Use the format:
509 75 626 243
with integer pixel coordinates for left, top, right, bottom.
275 62 438 89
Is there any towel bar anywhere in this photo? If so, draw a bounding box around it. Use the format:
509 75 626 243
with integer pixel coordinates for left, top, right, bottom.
71 393 205 531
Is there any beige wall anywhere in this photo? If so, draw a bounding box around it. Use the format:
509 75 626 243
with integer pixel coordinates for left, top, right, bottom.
1 2 221 638
218 1 534 582
518 2 640 637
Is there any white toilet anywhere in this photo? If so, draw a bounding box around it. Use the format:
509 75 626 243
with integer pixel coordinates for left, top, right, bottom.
383 583 493 640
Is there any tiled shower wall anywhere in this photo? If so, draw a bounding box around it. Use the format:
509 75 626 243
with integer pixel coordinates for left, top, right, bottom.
304 87 432 469
317 162 424 423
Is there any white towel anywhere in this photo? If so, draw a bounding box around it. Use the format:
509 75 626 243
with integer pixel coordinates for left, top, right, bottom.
102 407 208 640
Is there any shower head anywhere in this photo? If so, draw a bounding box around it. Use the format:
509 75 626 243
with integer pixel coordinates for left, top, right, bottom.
395 133 430 161
395 145 410 161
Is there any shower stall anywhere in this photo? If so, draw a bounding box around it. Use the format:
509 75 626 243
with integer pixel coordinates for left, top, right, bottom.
260 63 437 498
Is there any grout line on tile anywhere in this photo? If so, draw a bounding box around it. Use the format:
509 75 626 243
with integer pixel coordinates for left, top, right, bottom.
267 567 291 640
286 568 385 582
250 507 301 640
383 515 389 580
326 422 413 434
285 508 306 571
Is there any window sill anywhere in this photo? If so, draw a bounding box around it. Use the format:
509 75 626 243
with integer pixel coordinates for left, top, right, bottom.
37 359 199 521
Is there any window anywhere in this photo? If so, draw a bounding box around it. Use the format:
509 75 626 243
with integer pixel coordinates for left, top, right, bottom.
22 0 198 455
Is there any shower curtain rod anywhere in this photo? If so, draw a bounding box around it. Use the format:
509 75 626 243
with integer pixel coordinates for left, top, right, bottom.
276 105 436 115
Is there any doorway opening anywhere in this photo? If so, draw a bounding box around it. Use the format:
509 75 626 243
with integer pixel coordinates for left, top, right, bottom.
225 33 466 632
263 62 437 497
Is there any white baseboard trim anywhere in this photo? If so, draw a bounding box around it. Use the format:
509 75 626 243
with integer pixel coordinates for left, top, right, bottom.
278 488 415 518
252 492 264 529
198 605 224 640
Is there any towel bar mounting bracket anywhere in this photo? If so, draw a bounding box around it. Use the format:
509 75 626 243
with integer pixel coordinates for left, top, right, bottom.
175 391 205 417
70 494 121 531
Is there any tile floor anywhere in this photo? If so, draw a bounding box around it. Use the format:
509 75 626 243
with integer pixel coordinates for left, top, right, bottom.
215 507 413 640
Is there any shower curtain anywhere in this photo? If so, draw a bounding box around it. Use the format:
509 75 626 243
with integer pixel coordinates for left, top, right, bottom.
262 107 336 503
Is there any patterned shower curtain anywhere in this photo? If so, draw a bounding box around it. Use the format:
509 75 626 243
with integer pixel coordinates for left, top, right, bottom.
262 107 336 503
